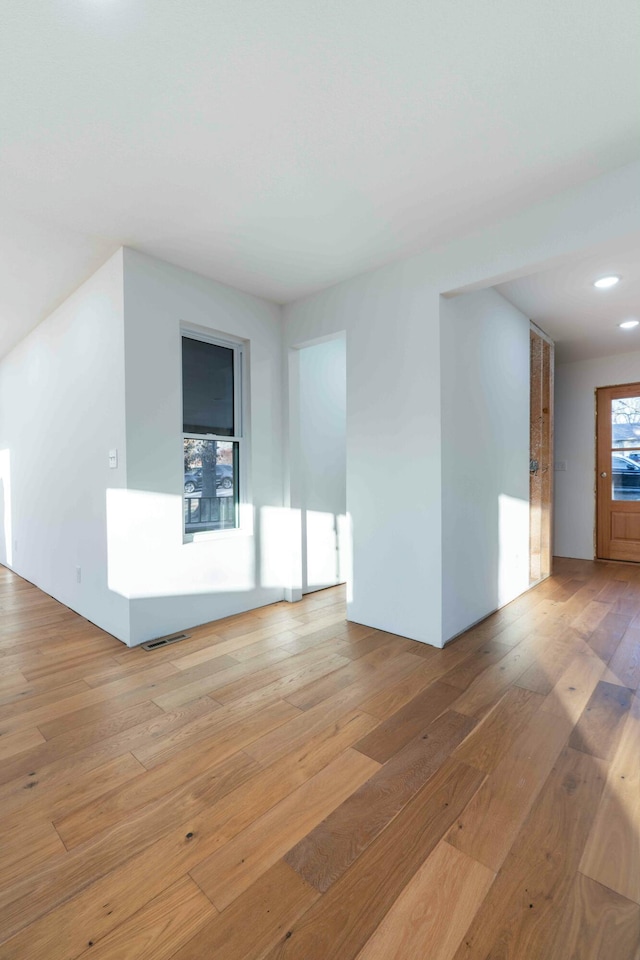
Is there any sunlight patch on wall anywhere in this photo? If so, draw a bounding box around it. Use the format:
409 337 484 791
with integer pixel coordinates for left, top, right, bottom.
260 505 301 591
106 488 256 599
498 493 529 607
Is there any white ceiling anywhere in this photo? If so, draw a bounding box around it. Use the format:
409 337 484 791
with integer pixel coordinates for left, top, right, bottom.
497 239 640 362
1 0 639 359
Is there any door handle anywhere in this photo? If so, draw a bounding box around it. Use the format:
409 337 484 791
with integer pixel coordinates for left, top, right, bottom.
600 472 608 478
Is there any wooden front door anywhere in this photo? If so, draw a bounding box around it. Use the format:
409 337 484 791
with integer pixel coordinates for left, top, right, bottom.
596 382 640 561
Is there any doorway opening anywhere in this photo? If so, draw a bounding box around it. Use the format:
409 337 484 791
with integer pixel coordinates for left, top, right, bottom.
294 335 347 596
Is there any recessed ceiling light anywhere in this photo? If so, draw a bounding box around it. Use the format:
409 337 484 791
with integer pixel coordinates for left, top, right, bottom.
594 275 620 289
619 319 639 330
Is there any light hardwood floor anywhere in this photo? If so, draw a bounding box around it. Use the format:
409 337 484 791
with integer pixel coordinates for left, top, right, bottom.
0 558 638 959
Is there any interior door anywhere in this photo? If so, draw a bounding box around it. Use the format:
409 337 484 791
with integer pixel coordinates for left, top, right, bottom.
596 382 640 561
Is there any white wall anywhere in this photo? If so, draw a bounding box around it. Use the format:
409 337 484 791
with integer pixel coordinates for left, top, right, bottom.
440 289 530 641
555 348 640 559
0 247 285 646
0 250 130 641
298 337 347 593
283 162 640 647
284 274 442 644
116 249 285 645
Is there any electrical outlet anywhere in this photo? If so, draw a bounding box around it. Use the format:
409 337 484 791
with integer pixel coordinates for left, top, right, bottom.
554 461 567 472
76 566 82 584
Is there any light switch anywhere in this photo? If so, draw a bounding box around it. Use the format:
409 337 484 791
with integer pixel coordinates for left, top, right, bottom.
109 449 118 469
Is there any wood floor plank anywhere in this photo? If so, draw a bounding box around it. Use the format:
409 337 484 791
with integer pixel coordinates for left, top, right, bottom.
173 862 318 960
539 649 606 724
35 696 166 742
0 724 45 761
546 873 640 960
132 697 301 770
180 709 378 842
0 754 257 937
0 668 28 693
15 711 372 930
596 578 631 603
447 642 538 719
0 700 205 793
0 819 66 889
156 649 347 712
438 640 513 691
450 747 608 960
356 657 454 720
568 679 633 760
221 629 309 662
605 625 640 690
451 685 544 773
514 632 581 694
446 709 572 871
109 648 239 688
73 876 216 960
190 748 379 910
243 652 422 766
353 680 462 764
0 709 377 942
262 760 485 960
580 693 640 903
337 630 418 661
210 651 350 706
54 738 260 850
287 640 415 713
354 841 495 960
553 573 611 637
166 621 303 670
285 710 475 892
0 751 146 829
147 648 298 710
284 655 378 711
588 611 632 663
549 577 591 603
472 605 547 648
0 661 179 736
0 830 225 960
0 678 91 715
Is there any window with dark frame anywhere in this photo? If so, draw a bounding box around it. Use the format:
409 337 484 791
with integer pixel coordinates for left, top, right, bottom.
182 333 242 535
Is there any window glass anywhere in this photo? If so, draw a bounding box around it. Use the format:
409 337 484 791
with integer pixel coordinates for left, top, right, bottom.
182 333 242 536
182 337 234 436
183 439 238 532
611 397 640 449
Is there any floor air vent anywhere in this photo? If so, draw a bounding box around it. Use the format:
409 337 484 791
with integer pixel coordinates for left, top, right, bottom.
141 632 190 651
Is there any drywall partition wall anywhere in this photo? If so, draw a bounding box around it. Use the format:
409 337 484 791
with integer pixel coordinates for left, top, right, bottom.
555 348 640 560
298 337 347 593
0 249 130 642
119 249 285 645
284 270 444 645
440 289 530 642
283 162 640 647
